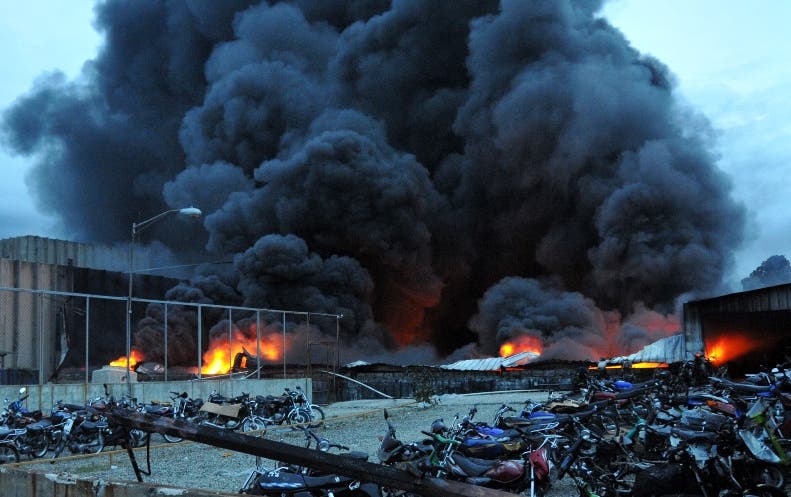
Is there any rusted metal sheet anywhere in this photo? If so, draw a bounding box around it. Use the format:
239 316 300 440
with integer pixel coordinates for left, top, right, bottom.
107 408 516 497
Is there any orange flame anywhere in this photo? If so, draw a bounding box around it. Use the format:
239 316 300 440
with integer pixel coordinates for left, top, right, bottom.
200 324 289 375
499 335 543 358
109 348 144 370
705 334 761 365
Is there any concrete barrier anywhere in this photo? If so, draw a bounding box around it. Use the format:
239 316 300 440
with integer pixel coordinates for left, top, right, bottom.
0 465 240 497
0 377 312 412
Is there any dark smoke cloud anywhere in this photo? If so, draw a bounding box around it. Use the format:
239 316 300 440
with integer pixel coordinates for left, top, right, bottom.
469 277 609 360
2 0 745 362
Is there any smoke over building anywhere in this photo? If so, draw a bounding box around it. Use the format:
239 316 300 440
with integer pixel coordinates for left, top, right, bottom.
1 0 745 364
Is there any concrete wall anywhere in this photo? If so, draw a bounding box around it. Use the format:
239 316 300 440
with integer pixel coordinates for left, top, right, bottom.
0 378 312 412
0 465 240 497
0 259 65 381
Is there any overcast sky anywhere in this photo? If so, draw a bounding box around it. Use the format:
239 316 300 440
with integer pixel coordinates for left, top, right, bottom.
1 0 788 288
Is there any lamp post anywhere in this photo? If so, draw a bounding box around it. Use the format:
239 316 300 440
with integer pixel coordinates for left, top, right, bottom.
126 207 202 392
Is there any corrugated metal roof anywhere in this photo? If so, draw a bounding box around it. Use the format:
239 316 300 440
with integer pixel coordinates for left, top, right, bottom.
610 334 690 364
344 360 371 368
439 351 540 371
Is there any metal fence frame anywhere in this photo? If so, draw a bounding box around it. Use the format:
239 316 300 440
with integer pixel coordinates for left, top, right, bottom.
0 286 341 385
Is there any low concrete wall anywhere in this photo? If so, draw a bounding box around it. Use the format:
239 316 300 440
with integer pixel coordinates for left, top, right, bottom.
0 465 239 497
0 377 312 412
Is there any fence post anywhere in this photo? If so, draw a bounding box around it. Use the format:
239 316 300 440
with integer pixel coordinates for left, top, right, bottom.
197 305 202 379
282 312 286 379
228 308 233 379
38 292 44 386
85 297 90 384
164 303 168 382
256 310 261 380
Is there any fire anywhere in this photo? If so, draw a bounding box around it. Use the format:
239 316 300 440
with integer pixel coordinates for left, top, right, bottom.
499 335 543 357
588 362 668 370
705 334 761 365
632 362 668 369
109 348 144 370
200 326 289 375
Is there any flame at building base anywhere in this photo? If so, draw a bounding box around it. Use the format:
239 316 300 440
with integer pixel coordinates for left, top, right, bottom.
109 348 144 370
107 322 291 375
200 329 288 375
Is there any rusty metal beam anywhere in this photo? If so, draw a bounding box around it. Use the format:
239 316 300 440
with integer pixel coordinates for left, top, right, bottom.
107 408 517 497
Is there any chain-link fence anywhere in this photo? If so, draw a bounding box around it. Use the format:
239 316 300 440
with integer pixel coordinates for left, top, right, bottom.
0 286 341 386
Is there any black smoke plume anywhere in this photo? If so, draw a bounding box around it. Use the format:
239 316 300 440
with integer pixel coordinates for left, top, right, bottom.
2 0 745 362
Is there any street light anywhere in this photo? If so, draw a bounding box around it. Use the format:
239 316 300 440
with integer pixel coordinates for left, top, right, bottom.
126 207 202 391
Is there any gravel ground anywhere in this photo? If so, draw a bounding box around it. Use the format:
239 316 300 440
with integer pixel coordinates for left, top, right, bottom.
22 390 582 495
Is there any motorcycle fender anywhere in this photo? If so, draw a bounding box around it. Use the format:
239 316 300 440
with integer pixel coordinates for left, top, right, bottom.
484 459 523 483
529 447 551 481
738 429 781 463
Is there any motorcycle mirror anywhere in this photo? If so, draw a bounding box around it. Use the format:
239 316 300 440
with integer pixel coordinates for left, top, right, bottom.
18 387 26 397
181 392 188 398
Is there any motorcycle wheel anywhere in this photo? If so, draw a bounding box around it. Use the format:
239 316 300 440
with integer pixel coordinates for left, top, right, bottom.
307 405 325 428
286 408 311 428
750 464 784 489
52 437 67 458
241 416 267 435
740 484 788 497
28 434 49 458
29 443 49 459
163 432 184 443
0 443 19 464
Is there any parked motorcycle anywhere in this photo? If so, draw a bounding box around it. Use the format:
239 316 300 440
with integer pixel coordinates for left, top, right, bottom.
240 426 379 496
0 427 21 463
51 402 106 457
240 389 314 432
289 386 325 428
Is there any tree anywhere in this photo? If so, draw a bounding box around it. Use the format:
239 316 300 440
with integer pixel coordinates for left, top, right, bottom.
741 255 791 290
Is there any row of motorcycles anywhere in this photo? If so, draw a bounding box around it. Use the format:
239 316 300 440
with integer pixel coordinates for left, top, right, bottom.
0 384 323 462
239 363 791 497
0 386 137 462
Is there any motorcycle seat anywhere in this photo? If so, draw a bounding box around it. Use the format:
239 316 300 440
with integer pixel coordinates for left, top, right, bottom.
26 419 53 432
143 405 171 415
81 420 101 431
302 473 354 487
452 453 498 477
711 377 773 394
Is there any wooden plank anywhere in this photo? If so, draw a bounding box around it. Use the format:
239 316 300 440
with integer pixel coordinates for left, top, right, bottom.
107 408 516 497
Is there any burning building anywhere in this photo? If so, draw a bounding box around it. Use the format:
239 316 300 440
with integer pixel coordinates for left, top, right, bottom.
2 2 750 368
684 284 791 376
